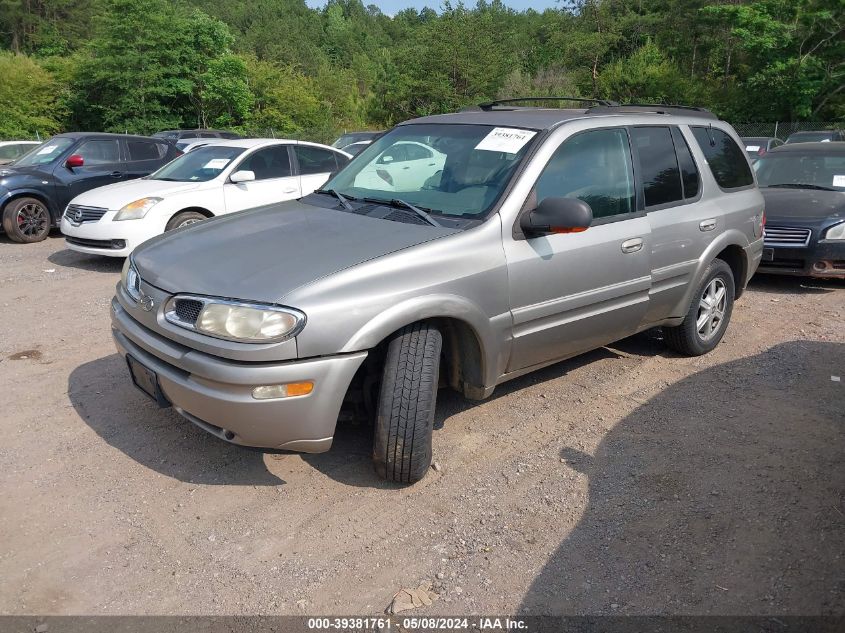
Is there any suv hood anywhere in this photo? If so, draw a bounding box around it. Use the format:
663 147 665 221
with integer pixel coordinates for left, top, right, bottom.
70 178 204 208
133 200 458 304
761 187 845 224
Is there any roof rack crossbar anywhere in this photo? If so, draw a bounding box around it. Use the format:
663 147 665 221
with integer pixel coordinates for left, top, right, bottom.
478 96 618 111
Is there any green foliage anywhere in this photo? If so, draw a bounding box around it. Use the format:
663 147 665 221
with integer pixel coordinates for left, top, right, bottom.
0 0 841 141
0 52 64 138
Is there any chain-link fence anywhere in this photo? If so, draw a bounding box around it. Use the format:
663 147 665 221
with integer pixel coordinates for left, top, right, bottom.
732 121 844 140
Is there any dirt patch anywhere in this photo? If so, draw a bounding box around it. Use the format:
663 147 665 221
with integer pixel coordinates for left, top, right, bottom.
8 349 42 361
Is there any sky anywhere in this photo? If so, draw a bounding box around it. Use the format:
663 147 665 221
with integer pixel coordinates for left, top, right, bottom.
305 1 561 14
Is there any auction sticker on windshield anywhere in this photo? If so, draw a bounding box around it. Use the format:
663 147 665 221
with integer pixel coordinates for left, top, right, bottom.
475 127 536 154
204 158 230 170
37 145 59 155
833 175 845 187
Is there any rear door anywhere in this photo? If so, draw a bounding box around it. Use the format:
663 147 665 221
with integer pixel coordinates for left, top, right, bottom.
222 144 300 213
503 126 652 372
293 145 347 194
632 125 715 324
54 138 124 209
123 138 172 180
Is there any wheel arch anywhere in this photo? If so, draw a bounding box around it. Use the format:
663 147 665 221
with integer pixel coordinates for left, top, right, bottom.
1 189 57 224
340 295 501 400
169 206 214 222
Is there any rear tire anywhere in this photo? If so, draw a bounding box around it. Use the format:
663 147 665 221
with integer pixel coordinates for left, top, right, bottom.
373 322 442 484
165 211 207 231
663 259 735 356
2 197 51 243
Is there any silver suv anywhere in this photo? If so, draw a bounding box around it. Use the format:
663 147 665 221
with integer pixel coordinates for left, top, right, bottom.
112 100 764 483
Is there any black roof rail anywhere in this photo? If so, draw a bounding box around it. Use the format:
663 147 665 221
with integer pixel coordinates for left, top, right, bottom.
586 103 719 120
477 96 618 111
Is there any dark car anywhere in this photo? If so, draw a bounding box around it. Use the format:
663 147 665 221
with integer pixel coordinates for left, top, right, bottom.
0 133 181 243
331 131 383 151
754 143 845 278
741 136 783 162
784 130 845 144
153 129 241 151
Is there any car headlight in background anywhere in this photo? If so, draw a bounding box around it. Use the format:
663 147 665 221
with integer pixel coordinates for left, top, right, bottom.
114 197 162 221
121 257 142 301
824 222 845 240
165 295 305 343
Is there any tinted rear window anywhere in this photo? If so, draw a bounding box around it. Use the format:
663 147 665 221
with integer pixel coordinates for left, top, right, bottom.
691 127 754 189
672 127 700 199
631 126 682 207
128 140 167 161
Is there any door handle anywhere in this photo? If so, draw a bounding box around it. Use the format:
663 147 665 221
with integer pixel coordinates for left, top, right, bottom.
282 188 297 194
699 219 717 231
110 171 122 178
621 238 643 254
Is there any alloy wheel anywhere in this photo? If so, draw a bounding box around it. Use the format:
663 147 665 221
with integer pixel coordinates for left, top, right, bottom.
696 278 727 341
16 202 49 238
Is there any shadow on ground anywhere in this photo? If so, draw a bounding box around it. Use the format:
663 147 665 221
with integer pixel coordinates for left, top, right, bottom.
748 274 844 295
48 248 124 273
303 329 671 487
519 340 844 615
68 354 285 486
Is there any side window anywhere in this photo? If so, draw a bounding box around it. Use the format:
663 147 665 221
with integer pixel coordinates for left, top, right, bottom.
75 139 121 165
377 144 408 164
535 128 635 220
691 126 754 189
335 153 351 170
0 145 18 160
295 146 339 175
238 146 292 180
631 126 682 207
404 144 433 160
127 140 166 161
671 127 700 199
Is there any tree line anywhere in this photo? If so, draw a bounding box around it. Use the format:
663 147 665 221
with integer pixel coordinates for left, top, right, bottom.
0 0 842 141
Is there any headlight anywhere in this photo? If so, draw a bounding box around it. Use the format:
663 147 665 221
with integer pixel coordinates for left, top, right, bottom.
824 222 845 240
121 257 142 301
114 197 162 221
165 295 305 343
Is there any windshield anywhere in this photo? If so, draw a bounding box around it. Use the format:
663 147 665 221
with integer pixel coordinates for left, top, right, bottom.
755 152 845 191
323 123 538 220
149 145 245 182
11 138 75 167
785 132 836 143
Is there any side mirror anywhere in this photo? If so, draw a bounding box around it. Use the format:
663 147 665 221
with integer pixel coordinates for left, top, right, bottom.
65 154 84 169
229 170 255 184
520 197 593 237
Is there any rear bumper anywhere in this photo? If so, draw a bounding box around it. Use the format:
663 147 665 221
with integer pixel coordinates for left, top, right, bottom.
111 298 367 452
756 240 845 278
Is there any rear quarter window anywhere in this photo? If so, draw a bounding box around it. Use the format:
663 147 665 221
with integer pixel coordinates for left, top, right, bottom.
691 127 754 189
128 140 168 161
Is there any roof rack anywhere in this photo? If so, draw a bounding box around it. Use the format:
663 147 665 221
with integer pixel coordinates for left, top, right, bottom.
477 96 618 111
585 103 719 120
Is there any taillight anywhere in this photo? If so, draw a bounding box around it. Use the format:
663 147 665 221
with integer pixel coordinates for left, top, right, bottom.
376 169 393 186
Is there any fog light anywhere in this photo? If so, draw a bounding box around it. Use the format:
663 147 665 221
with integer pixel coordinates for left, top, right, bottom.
252 381 314 400
813 261 829 271
112 239 126 249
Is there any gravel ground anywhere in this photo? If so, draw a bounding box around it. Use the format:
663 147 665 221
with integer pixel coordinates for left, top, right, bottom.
0 233 843 616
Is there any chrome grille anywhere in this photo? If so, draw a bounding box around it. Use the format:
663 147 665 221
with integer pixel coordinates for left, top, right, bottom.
764 225 811 247
65 204 108 224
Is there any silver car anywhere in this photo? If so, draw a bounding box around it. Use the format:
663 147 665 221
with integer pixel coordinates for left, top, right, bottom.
111 101 764 484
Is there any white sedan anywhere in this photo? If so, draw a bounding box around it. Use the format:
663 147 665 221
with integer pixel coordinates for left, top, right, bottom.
61 139 351 257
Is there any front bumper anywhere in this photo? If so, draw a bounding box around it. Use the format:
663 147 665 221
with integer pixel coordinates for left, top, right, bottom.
111 298 367 452
756 240 845 278
61 215 155 258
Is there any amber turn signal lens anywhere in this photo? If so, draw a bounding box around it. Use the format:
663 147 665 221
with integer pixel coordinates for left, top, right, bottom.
252 381 314 400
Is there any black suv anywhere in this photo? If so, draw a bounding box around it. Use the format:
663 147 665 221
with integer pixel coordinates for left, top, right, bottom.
0 133 180 243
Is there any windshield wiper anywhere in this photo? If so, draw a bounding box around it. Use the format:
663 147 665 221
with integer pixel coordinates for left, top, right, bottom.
767 183 837 191
315 188 355 211
363 197 442 227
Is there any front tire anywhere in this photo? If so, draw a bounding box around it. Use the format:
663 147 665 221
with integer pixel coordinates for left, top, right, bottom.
2 197 51 243
373 323 442 484
165 211 207 231
663 259 735 356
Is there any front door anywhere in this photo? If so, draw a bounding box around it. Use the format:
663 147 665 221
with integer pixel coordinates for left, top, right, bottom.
503 127 652 373
223 144 301 213
293 145 344 195
54 138 124 209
